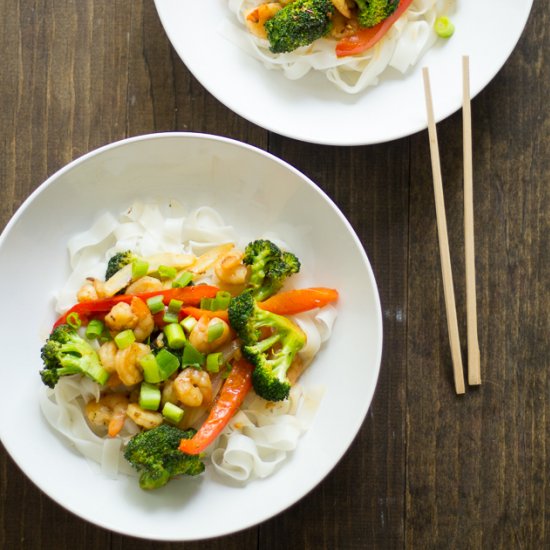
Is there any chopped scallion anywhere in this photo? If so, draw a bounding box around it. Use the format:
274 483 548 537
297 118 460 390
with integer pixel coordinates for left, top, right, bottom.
163 322 186 349
162 402 185 424
213 291 231 310
180 315 197 334
168 299 183 313
66 312 81 330
207 320 225 343
158 265 177 280
139 353 162 384
206 352 223 373
146 294 165 314
199 297 214 310
114 329 135 350
156 348 180 379
182 343 205 369
172 271 193 288
139 382 161 411
131 258 149 279
200 291 232 311
163 311 179 324
434 16 455 38
85 319 105 339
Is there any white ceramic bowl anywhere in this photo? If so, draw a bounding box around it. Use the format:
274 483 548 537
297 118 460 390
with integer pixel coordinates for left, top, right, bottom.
0 133 382 540
154 0 533 145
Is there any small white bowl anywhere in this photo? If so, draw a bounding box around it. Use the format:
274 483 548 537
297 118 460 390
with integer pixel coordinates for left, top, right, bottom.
0 133 382 540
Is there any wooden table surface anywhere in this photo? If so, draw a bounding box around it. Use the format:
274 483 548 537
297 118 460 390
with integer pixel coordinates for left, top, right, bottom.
1 1 548 548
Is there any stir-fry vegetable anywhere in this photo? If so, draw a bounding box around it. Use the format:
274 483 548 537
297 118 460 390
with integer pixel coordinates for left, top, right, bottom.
41 234 339 490
178 358 254 455
53 285 219 327
335 0 415 57
258 287 339 315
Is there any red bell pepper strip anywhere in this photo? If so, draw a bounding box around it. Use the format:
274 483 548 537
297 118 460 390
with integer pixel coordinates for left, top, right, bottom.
258 287 339 316
335 0 414 58
178 358 254 455
53 285 220 328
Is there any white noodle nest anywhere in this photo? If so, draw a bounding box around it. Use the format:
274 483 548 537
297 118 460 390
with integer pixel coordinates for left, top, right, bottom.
223 0 456 93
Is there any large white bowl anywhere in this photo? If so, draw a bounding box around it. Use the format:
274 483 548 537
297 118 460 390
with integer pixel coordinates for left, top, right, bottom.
0 133 382 540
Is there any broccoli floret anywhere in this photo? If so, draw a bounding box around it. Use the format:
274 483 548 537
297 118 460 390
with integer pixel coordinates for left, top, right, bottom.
265 0 334 54
228 292 306 402
243 239 300 302
105 250 136 280
124 424 205 490
39 324 110 388
355 0 399 28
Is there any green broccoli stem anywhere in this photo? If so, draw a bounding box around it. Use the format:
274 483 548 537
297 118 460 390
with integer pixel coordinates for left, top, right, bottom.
254 333 283 353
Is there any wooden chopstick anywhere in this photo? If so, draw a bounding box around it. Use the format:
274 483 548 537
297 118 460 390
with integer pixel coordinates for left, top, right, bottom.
462 56 481 385
422 67 466 395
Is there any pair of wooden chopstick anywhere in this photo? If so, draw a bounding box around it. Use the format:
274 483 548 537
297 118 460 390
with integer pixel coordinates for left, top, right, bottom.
422 56 480 395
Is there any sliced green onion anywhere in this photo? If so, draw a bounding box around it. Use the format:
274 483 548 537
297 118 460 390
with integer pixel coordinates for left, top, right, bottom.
146 294 165 314
199 297 214 311
66 312 81 330
162 402 185 424
180 315 197 334
172 271 193 288
200 291 232 311
139 353 162 383
156 348 180 379
207 320 225 343
114 329 135 350
139 382 161 411
206 352 223 373
163 311 179 324
131 258 149 279
85 319 105 339
434 16 455 38
213 291 232 310
163 322 186 349
158 265 177 280
168 299 183 313
163 298 183 323
182 343 205 369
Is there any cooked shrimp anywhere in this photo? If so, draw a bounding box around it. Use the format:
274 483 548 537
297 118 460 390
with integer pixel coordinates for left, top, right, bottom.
188 315 232 354
214 250 248 285
98 341 118 373
76 277 105 302
174 368 213 407
104 296 154 342
104 301 137 332
245 3 282 39
126 403 163 430
125 275 163 295
114 342 150 386
129 296 154 342
85 393 129 437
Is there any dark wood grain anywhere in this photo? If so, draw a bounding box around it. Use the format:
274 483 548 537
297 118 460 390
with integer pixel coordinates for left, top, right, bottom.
405 4 550 547
0 0 548 548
